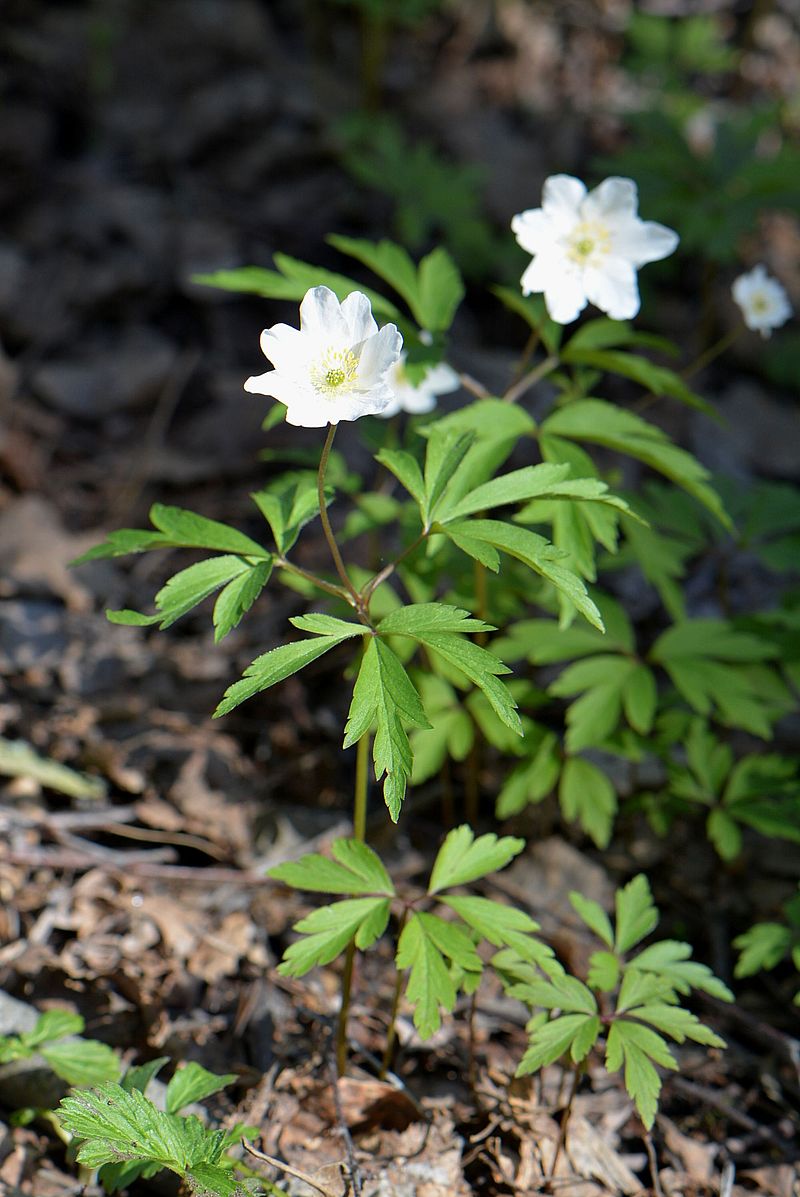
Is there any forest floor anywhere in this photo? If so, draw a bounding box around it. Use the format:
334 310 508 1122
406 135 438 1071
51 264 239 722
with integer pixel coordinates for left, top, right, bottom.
1 2 799 1194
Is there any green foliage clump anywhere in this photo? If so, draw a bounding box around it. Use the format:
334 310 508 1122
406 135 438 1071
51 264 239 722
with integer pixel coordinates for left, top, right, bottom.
502 876 732 1128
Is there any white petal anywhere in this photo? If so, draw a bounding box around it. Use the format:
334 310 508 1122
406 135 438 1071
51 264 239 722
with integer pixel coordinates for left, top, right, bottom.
520 249 567 296
423 362 460 395
283 396 333 427
583 258 640 320
298 286 349 343
354 323 402 386
541 175 586 231
259 324 307 374
327 382 394 423
511 208 550 254
543 272 588 324
611 219 679 266
583 177 639 222
340 290 378 342
245 371 300 405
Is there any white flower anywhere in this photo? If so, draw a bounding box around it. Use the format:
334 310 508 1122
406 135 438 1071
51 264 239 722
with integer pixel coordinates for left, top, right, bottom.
379 355 461 418
511 175 679 324
732 265 792 339
244 286 403 427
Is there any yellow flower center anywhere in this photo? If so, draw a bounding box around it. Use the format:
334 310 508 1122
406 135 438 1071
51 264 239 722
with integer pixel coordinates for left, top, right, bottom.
311 348 359 396
751 293 769 313
568 220 611 266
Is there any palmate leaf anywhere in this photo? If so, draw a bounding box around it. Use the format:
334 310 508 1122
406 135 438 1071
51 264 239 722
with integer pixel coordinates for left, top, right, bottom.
441 462 634 524
396 912 482 1038
251 474 330 556
344 637 430 821
194 256 402 324
269 838 394 896
516 1013 602 1074
549 654 656 750
377 604 522 735
560 346 712 413
540 399 729 526
42 1039 121 1088
410 674 475 784
423 430 475 524
629 939 734 1000
58 1083 247 1196
649 619 791 738
441 519 604 631
214 621 363 718
495 729 561 818
615 875 659 954
278 897 392 977
605 1020 677 1129
734 921 794 979
328 236 464 331
442 896 552 964
428 824 525 893
559 756 617 849
73 503 271 566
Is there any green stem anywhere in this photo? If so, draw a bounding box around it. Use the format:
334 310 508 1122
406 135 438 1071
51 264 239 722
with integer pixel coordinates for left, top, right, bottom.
503 354 559 404
379 907 409 1079
275 557 352 602
361 528 429 604
336 731 371 1076
318 424 362 611
682 327 740 381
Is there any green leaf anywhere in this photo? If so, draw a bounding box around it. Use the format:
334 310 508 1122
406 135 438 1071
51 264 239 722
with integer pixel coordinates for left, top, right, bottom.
213 560 273 642
72 528 173 565
734 922 793 978
290 613 366 638
445 463 633 524
153 556 253 630
560 347 712 413
43 1039 121 1087
511 972 598 1014
270 838 394 896
22 1010 85 1049
121 1057 169 1095
443 896 552 964
587 951 621 992
165 1063 236 1116
492 286 563 355
396 912 482 1038
195 257 401 323
149 505 271 557
495 730 561 817
615 875 659 954
444 519 604 630
377 604 491 638
550 655 640 751
378 603 522 736
650 620 788 738
428 825 525 894
376 448 426 509
58 1083 231 1184
605 1021 676 1128
215 628 358 717
630 1004 726 1048
416 246 465 331
629 940 734 1000
423 430 475 524
517 1013 601 1074
343 637 430 821
541 399 729 526
278 897 391 977
326 235 420 318
559 757 617 848
569 893 614 948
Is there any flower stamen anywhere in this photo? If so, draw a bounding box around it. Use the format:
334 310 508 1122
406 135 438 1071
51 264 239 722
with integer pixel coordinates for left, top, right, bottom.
311 347 360 396
567 220 611 266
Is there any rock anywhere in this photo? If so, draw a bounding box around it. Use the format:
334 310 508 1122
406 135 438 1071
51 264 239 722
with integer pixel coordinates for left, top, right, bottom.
32 327 177 419
691 379 800 482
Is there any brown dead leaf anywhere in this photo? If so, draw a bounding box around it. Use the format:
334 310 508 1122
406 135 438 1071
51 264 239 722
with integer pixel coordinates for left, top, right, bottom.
187 910 253 983
566 1115 640 1194
317 1077 421 1133
659 1115 717 1182
0 495 95 610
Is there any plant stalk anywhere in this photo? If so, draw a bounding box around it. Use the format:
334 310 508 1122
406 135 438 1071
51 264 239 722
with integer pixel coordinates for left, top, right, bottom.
379 907 409 1079
336 730 371 1076
318 425 363 611
503 354 559 403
